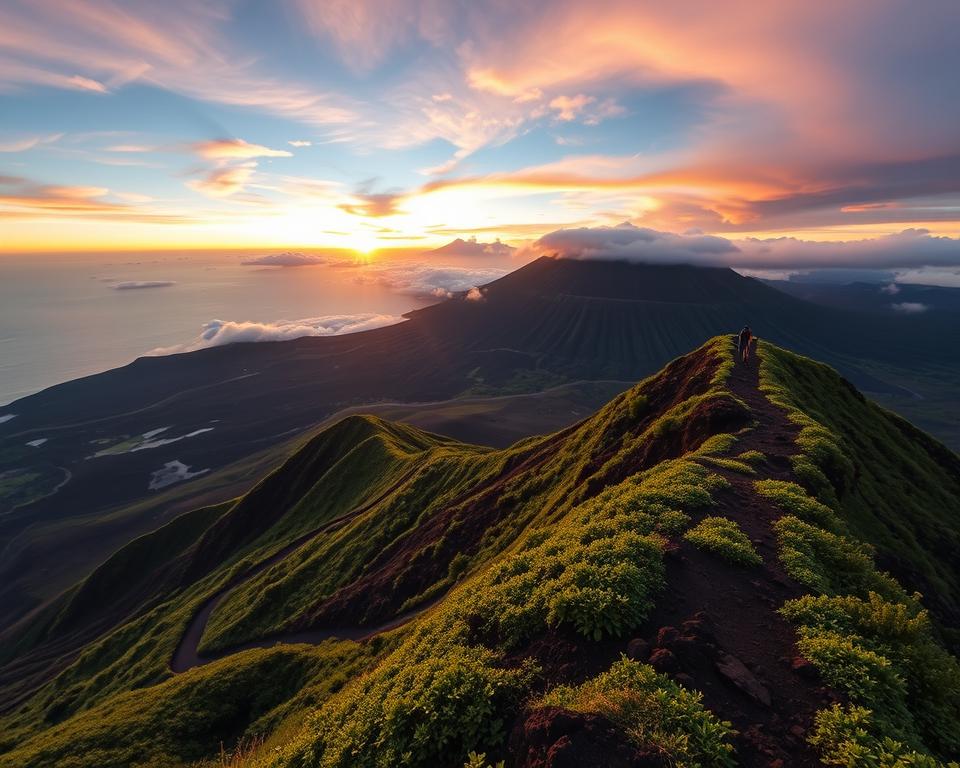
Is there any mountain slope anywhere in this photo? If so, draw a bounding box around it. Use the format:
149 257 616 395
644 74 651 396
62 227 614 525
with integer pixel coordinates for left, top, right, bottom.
3 258 959 630
1 337 959 767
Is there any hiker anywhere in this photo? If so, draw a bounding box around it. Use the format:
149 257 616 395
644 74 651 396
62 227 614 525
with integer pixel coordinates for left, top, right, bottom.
737 326 753 363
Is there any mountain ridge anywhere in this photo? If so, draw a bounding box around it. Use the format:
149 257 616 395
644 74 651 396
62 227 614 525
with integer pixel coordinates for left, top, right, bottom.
1 257 958 641
1 337 959 767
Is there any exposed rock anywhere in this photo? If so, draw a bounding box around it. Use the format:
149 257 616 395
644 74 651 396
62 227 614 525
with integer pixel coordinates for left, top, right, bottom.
790 656 818 680
716 653 772 706
514 706 667 768
648 648 678 673
656 626 680 647
626 638 651 662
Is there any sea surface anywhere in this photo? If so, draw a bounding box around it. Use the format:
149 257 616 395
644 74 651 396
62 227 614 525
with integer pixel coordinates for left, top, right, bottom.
0 249 514 405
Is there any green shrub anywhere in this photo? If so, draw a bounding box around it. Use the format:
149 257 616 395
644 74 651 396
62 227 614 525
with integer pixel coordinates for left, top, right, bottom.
797 631 907 717
782 593 960 757
462 753 504 768
464 519 665 646
274 457 729 768
539 657 736 767
754 479 841 531
809 705 958 768
684 516 761 566
737 450 765 465
774 516 905 601
282 637 532 768
699 456 756 474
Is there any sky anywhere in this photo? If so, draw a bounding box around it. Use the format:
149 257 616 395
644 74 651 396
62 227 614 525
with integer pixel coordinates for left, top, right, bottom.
2 0 960 273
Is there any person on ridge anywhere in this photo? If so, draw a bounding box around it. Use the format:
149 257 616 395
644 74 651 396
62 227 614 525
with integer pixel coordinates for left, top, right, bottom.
737 325 753 363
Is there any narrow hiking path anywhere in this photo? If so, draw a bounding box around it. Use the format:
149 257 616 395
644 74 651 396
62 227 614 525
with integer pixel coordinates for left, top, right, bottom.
170 466 426 672
170 415 586 673
631 346 834 767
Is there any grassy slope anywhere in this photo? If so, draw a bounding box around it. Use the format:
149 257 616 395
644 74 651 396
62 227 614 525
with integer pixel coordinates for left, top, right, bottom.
756 341 960 762
0 417 453 758
0 380 628 634
759 343 960 633
0 338 738 767
3 337 960 767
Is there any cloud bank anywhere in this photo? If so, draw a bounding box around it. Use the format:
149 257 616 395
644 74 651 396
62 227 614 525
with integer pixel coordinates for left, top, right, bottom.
111 280 176 290
241 252 327 267
150 313 405 355
352 262 509 299
523 223 960 271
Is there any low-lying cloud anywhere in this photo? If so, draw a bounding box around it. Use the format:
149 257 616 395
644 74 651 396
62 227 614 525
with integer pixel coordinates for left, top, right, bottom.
351 262 508 299
149 313 405 355
111 280 176 290
523 223 960 271
241 252 327 267
891 302 929 314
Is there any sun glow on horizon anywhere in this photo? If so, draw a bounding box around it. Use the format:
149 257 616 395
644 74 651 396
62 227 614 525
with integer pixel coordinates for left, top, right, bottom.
1 1 958 266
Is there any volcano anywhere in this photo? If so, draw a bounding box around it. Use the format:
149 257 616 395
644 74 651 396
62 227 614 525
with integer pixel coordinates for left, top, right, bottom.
1 258 958 628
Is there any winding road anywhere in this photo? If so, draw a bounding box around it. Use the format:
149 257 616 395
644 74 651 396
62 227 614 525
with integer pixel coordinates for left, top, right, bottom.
170 466 428 673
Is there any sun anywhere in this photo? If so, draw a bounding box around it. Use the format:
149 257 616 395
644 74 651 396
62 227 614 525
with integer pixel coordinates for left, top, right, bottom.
350 231 381 255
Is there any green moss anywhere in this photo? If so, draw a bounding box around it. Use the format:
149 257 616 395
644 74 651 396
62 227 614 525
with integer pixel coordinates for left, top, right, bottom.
538 657 736 766
684 516 761 566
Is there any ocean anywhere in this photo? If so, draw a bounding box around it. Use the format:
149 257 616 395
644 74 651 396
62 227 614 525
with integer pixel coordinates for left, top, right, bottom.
0 250 514 405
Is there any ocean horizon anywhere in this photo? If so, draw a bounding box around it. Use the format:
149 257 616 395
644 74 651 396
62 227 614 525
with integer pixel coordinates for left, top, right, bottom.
0 249 515 405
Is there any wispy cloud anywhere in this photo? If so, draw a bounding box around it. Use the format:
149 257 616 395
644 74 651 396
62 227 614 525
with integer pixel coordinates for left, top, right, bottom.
0 133 63 152
241 252 327 267
186 164 256 198
0 175 189 223
192 138 292 160
111 280 175 290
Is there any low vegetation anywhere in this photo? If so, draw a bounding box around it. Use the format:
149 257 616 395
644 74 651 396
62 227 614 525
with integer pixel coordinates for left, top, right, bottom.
760 342 960 765
4 337 960 768
684 515 762 566
275 456 728 768
538 657 737 766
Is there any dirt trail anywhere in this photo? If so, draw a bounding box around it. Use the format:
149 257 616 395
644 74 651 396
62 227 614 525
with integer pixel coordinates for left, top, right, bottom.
508 346 836 768
170 465 426 672
634 347 834 766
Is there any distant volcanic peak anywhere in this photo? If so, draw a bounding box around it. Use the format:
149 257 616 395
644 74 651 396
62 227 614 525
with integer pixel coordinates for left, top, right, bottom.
482 254 750 304
429 237 515 258
241 252 326 267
